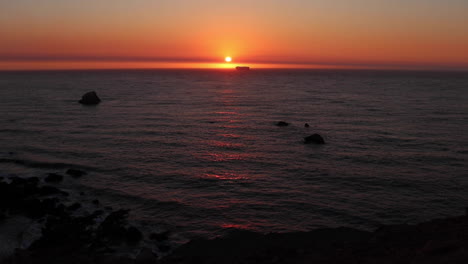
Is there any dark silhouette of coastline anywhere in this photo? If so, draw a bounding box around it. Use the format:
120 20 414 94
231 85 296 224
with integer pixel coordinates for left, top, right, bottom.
2 173 468 263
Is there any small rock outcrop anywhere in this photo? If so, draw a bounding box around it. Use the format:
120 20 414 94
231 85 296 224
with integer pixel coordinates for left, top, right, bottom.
305 123 310 128
67 202 82 211
150 231 170 242
78 91 101 105
276 121 289 127
66 169 86 178
135 248 158 264
44 173 63 183
304 134 325 144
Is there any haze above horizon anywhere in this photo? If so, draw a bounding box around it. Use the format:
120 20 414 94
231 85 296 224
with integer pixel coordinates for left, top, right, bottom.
1 0 468 70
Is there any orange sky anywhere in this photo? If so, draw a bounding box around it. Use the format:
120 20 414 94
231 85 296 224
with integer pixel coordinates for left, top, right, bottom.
1 0 468 70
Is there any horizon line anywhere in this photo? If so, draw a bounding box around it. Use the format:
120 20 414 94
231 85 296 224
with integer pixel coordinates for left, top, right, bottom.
1 55 468 71
1 67 467 73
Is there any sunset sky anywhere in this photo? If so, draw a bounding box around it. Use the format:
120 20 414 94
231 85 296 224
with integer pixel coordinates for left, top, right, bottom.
1 0 468 70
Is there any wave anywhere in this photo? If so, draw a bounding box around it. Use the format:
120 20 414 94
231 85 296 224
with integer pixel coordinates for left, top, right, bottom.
0 158 93 171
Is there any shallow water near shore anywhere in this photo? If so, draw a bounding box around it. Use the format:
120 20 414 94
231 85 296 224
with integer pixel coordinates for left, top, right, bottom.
1 69 468 243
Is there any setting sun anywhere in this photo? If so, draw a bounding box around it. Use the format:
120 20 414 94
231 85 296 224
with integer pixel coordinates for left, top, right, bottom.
225 57 232 63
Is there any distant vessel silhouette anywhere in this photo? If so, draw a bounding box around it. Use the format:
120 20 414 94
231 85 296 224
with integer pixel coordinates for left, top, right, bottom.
236 66 250 71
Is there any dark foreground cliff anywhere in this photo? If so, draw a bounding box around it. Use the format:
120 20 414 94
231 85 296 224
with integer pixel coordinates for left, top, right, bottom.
1 174 468 264
162 213 468 264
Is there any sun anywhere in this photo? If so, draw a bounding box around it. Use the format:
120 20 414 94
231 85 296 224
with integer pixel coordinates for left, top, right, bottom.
225 56 232 62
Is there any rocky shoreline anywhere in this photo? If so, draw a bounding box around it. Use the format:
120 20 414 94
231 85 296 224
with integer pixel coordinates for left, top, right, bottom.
162 213 468 264
0 172 165 264
1 172 467 264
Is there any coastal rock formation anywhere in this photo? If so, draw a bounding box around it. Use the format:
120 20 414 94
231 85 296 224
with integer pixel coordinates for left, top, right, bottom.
305 123 310 128
276 121 289 127
304 134 325 144
78 91 101 105
0 175 151 264
66 168 86 178
150 231 170 242
161 213 468 264
3 174 468 264
44 173 63 183
135 248 158 264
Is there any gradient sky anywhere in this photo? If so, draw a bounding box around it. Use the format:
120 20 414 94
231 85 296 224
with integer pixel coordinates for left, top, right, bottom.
1 0 468 70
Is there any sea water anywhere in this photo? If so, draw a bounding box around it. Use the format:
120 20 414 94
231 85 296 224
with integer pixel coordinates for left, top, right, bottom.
1 69 467 241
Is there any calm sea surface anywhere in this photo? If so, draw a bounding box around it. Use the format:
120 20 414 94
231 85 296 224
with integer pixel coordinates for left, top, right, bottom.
1 69 468 242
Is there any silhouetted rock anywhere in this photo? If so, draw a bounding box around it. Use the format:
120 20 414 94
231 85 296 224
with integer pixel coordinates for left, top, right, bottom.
78 91 101 105
38 185 63 196
276 121 289 127
45 173 63 183
126 226 143 244
6 174 468 264
1 175 150 264
93 199 100 205
67 202 82 211
305 123 310 128
159 244 171 253
98 209 131 241
66 169 86 178
135 248 158 264
304 134 325 144
162 213 468 264
150 231 170 242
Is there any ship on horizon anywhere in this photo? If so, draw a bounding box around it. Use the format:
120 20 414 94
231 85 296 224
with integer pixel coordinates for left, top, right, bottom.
236 66 250 71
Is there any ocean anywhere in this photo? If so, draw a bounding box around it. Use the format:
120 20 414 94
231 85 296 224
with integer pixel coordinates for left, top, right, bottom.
1 69 468 243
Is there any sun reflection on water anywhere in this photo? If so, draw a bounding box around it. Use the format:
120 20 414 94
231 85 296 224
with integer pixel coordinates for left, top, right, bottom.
202 172 249 180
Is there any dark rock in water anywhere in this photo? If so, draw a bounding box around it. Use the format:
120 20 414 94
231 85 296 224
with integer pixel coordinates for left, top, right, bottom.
98 209 130 241
78 91 101 105
94 210 104 216
135 248 158 264
67 203 82 211
304 134 325 144
95 255 134 264
126 226 143 244
95 209 143 245
38 185 63 196
92 199 100 205
159 244 171 253
11 176 40 187
276 121 289 127
66 169 86 178
150 231 170 242
305 123 310 128
25 198 65 218
2 175 152 264
45 173 63 183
